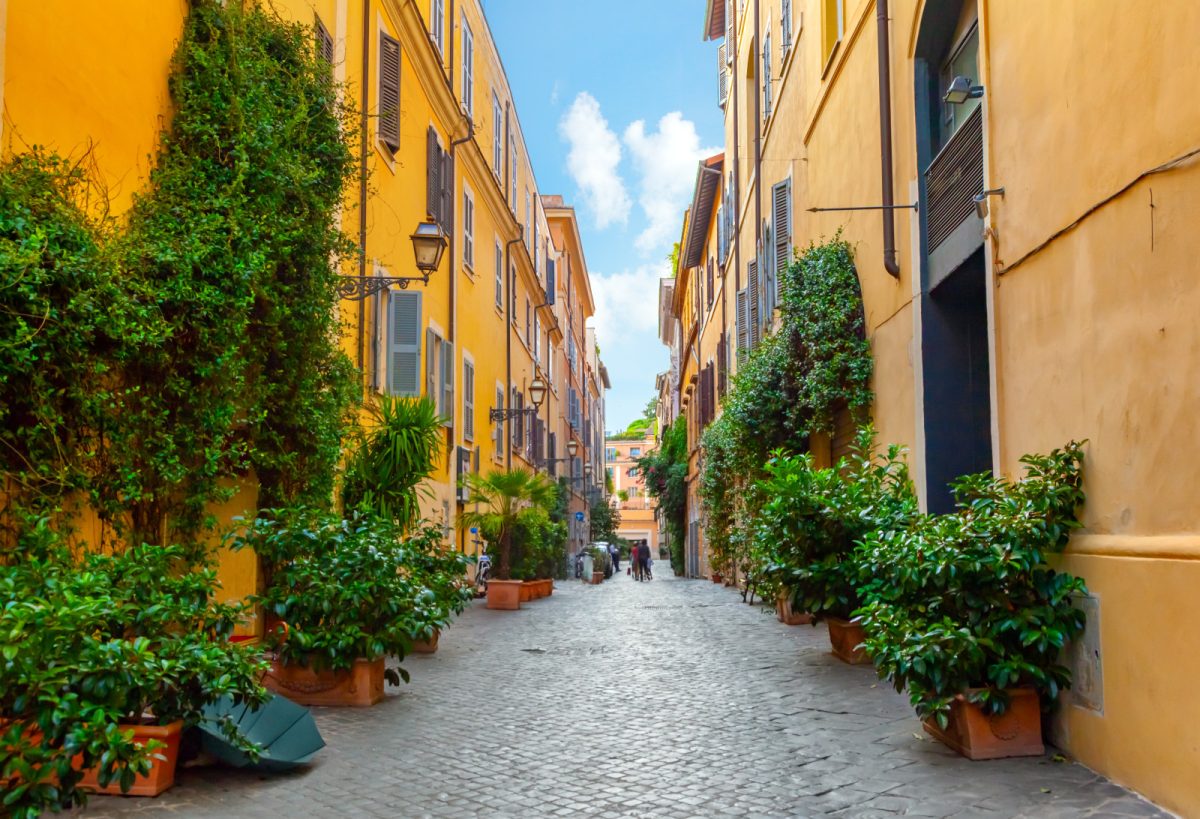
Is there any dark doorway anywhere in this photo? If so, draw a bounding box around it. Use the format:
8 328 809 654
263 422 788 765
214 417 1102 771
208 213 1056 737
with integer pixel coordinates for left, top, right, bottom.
920 248 992 512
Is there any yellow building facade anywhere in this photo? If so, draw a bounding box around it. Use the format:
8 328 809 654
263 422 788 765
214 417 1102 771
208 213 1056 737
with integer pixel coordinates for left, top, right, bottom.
1 0 606 616
664 0 1200 811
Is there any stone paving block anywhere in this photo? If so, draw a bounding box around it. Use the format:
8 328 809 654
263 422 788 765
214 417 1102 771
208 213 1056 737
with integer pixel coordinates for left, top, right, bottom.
86 576 1171 819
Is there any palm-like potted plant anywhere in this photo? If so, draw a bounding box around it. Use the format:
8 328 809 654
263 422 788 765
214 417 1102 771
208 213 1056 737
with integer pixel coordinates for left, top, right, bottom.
459 469 557 610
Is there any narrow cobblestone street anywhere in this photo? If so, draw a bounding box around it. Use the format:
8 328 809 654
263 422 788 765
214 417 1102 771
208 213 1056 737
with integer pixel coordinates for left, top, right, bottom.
90 576 1167 818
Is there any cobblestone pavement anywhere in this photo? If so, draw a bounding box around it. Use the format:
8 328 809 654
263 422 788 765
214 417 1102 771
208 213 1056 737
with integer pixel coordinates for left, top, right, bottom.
88 574 1170 818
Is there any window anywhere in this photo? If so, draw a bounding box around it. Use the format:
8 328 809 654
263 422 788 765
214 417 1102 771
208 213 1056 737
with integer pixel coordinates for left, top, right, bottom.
525 190 531 247
431 0 444 56
378 32 401 152
425 328 453 424
940 25 980 142
771 178 792 302
494 386 505 457
630 448 641 457
387 291 422 396
762 25 773 120
822 0 844 65
494 240 503 307
534 315 542 362
462 358 475 441
315 15 334 66
628 467 639 477
462 187 474 270
510 266 518 321
461 16 474 118
525 298 531 346
492 93 502 173
781 0 793 56
509 134 518 204
426 127 452 232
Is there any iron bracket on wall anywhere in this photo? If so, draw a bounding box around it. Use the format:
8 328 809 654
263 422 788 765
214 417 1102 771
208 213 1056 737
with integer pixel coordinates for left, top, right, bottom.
807 203 919 213
337 272 431 301
488 407 539 423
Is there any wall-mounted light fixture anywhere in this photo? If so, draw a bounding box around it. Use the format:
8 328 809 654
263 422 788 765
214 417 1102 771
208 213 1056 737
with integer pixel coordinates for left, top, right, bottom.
338 217 448 300
974 187 1005 219
944 75 985 105
489 373 547 422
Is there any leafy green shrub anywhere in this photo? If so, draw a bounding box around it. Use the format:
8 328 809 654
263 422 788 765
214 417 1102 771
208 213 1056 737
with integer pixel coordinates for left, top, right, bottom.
508 506 567 580
638 416 688 575
754 428 918 620
1 521 267 817
460 469 557 580
233 509 459 684
856 442 1088 726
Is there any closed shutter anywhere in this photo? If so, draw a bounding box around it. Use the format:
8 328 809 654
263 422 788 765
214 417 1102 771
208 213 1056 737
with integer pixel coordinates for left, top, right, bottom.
831 403 856 465
463 360 475 441
718 43 729 107
736 288 748 361
547 432 557 476
515 392 525 449
717 332 728 398
533 418 545 465
441 151 454 235
427 127 441 224
388 291 422 396
707 258 714 308
442 339 454 427
725 0 734 48
379 33 401 152
426 329 438 406
747 260 760 348
315 15 334 65
494 387 504 452
772 179 791 300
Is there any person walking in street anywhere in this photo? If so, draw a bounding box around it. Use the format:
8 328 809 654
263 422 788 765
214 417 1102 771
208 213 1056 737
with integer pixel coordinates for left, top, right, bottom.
637 542 651 581
609 542 620 573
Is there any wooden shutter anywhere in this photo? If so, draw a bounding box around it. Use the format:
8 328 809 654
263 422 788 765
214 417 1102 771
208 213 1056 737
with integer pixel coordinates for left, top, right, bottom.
717 332 728 398
707 258 714 308
726 0 734 48
718 44 729 107
441 151 454 234
463 360 474 441
315 16 334 65
426 329 438 406
747 260 760 347
772 179 791 299
736 288 748 361
494 387 504 451
442 339 454 427
379 33 401 152
427 128 442 225
388 291 422 396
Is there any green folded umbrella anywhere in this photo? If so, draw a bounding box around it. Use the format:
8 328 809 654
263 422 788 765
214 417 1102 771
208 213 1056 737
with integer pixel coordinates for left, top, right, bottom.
199 694 325 772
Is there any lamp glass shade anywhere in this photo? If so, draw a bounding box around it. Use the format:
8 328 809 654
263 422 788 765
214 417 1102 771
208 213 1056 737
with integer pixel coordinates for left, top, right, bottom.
943 75 973 105
411 220 448 273
567 439 579 458
528 376 547 409
584 462 593 476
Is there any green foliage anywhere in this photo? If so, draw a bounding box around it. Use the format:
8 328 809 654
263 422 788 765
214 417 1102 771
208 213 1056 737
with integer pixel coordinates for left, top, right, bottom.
1 521 267 817
233 509 466 682
856 442 1088 727
507 506 568 580
589 497 621 544
754 427 918 620
342 396 445 531
459 469 557 580
638 417 687 575
700 235 872 576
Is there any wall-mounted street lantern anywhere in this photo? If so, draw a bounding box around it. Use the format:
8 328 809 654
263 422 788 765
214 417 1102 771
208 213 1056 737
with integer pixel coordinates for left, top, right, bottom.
338 217 448 301
489 374 547 423
944 75 984 105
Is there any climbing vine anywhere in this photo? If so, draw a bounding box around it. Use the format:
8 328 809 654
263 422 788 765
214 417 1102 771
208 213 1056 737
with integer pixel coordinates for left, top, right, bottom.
638 416 688 574
699 234 872 573
0 0 359 552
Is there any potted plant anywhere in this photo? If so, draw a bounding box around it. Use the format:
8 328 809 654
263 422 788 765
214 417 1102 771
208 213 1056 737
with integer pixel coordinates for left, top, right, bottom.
234 508 440 706
459 468 557 610
405 526 474 654
754 430 916 664
856 443 1088 759
591 546 609 584
1 530 266 814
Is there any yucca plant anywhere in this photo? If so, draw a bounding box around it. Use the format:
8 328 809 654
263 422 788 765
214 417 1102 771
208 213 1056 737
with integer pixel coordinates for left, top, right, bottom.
341 395 445 531
458 469 556 580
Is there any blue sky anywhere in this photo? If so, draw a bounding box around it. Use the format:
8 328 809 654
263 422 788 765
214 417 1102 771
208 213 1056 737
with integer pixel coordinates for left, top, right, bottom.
482 0 723 433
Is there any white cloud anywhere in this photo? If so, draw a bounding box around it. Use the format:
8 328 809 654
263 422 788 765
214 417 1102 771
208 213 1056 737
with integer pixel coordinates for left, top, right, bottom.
558 92 631 229
623 112 720 255
589 262 670 354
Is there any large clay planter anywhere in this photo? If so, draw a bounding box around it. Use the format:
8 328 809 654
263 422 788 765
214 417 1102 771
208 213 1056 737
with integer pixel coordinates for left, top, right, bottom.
411 628 440 654
777 593 813 626
486 579 522 610
78 720 183 797
711 573 724 584
923 688 1045 760
519 581 535 602
591 571 604 585
543 579 554 597
264 657 385 707
826 617 871 664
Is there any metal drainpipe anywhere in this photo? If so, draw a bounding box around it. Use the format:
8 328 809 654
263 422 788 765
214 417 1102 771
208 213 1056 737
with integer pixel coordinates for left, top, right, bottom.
753 0 762 281
877 0 901 277
503 232 523 471
357 0 370 378
731 6 742 331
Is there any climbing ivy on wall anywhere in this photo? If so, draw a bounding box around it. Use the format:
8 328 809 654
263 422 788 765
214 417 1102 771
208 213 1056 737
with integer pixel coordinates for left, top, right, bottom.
699 234 872 572
0 0 359 553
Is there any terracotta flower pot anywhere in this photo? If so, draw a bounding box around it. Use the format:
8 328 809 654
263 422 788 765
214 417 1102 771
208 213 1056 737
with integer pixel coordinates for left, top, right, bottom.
411 628 440 654
711 573 724 584
777 593 813 626
591 571 603 585
826 617 871 664
486 579 522 610
543 579 554 597
519 581 535 602
77 720 183 797
923 688 1045 760
264 657 386 707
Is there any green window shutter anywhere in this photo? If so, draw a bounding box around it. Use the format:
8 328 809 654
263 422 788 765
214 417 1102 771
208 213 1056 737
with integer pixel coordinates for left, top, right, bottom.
442 339 454 428
463 360 475 441
747 260 760 348
427 127 441 224
426 328 438 407
379 33 401 152
388 291 422 396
